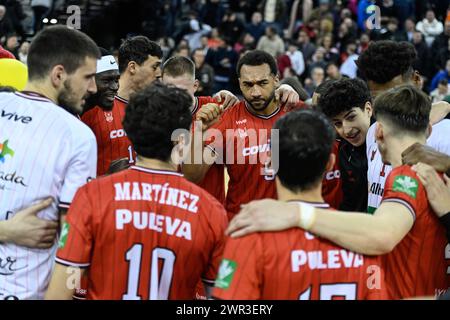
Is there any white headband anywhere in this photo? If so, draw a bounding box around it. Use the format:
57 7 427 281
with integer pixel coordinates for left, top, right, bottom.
97 55 119 74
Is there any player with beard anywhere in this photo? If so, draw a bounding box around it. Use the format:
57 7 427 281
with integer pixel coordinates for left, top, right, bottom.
183 50 306 220
81 48 122 176
0 26 99 299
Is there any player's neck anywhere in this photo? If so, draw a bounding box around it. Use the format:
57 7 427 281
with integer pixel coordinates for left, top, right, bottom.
277 185 324 203
135 156 178 172
117 77 133 101
386 136 426 168
24 81 58 104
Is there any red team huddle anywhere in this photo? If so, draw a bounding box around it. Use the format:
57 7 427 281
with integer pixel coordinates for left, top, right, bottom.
0 26 449 301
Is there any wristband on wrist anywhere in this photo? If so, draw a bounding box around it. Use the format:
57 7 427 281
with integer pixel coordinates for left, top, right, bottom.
297 203 316 230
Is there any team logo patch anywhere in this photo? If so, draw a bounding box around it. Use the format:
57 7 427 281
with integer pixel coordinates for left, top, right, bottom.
104 111 113 122
0 139 14 163
58 222 70 248
392 175 418 199
215 259 237 289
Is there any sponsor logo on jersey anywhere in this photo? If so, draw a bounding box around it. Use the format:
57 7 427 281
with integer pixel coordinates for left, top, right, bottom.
58 222 70 248
0 256 27 276
242 143 270 157
0 139 14 163
1 110 32 124
110 129 127 139
392 175 418 199
215 259 237 289
235 119 247 125
369 182 384 197
325 170 340 181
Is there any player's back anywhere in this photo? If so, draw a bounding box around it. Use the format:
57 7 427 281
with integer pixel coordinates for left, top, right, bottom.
0 91 97 299
57 166 228 300
213 202 386 300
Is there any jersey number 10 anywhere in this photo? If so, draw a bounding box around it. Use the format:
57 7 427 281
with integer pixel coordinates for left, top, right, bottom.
122 244 176 300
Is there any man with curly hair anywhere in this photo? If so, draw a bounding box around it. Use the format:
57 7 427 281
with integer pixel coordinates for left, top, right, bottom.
317 78 373 212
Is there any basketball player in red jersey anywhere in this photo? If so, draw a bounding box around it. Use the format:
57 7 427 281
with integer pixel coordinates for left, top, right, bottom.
183 50 307 220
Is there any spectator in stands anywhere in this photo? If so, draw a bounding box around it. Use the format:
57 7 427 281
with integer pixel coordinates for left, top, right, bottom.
326 62 343 80
416 9 444 47
192 47 214 96
320 33 340 65
245 12 266 43
403 18 416 42
258 0 286 35
208 36 238 92
200 0 225 29
430 78 450 102
256 25 284 58
0 5 13 41
286 40 305 77
305 66 325 96
431 59 450 91
31 0 52 34
340 42 359 78
4 32 18 57
412 30 432 85
431 16 450 55
297 29 317 64
219 10 245 45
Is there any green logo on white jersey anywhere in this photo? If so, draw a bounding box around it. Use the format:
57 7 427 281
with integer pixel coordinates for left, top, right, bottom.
215 259 237 289
393 175 418 199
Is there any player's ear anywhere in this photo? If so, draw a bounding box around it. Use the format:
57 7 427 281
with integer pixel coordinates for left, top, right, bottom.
325 153 335 172
412 70 422 88
425 122 433 139
50 64 67 88
375 122 384 142
365 101 373 118
193 79 200 93
128 61 137 75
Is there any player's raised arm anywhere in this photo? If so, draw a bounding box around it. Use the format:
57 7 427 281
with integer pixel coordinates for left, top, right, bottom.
181 109 221 183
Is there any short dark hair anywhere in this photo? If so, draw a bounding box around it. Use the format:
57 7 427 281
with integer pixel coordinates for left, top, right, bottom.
275 109 335 192
374 85 431 134
123 82 192 162
438 78 448 86
318 78 371 118
162 56 195 78
356 40 417 84
236 50 278 77
118 36 163 74
27 26 100 81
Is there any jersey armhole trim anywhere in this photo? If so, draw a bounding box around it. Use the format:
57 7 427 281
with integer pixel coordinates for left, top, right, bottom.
55 257 90 268
382 198 416 221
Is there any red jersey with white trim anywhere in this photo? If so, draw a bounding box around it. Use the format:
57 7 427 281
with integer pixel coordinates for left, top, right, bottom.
208 100 307 219
213 202 387 300
381 165 450 299
322 140 343 208
55 166 228 300
81 96 135 176
192 97 225 204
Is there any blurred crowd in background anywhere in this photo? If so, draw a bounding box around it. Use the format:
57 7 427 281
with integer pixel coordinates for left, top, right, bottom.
1 0 450 100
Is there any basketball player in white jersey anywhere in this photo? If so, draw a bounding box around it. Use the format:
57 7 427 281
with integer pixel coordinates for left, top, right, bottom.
0 26 99 299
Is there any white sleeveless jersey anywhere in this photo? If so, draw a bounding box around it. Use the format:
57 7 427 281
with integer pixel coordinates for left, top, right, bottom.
367 120 450 213
0 92 97 299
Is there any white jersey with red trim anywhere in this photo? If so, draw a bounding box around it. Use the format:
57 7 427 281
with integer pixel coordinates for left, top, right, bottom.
0 91 97 299
366 120 450 213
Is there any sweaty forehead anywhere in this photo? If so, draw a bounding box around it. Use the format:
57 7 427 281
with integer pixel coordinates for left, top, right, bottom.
240 64 273 82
